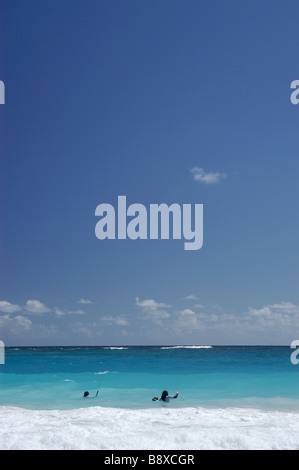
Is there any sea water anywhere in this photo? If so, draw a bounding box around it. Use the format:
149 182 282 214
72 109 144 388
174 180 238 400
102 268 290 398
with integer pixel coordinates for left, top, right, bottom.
1 345 299 449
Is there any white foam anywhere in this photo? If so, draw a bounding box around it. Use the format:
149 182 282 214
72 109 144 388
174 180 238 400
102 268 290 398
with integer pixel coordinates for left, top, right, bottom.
94 371 109 375
1 405 299 450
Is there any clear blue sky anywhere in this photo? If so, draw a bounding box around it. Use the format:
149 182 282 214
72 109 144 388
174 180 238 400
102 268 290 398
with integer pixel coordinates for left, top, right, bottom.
0 0 298 345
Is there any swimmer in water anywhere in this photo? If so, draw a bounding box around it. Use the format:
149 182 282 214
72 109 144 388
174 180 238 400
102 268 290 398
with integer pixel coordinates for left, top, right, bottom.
152 390 179 402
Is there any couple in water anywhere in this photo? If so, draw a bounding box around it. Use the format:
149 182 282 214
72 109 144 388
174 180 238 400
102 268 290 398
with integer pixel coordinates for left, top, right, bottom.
83 389 179 403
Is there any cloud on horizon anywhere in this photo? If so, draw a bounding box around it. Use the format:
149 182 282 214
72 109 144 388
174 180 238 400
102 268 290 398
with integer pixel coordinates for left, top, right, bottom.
135 297 171 325
2 297 299 345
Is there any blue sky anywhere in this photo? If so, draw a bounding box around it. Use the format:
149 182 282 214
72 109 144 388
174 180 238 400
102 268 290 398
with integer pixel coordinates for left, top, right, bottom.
0 0 298 345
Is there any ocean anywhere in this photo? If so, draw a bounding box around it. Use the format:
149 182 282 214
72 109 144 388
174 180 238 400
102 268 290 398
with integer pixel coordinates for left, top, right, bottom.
0 345 299 450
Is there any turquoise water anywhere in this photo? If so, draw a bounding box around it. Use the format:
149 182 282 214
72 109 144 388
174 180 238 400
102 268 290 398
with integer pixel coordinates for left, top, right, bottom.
0 346 298 411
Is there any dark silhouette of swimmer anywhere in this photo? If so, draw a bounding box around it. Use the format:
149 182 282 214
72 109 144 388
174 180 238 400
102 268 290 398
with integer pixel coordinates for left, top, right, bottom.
152 390 179 402
160 390 179 402
83 390 99 398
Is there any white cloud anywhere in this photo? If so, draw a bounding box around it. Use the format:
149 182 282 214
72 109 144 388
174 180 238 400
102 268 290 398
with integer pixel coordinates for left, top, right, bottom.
248 302 299 317
14 315 33 331
135 298 170 309
180 308 196 316
0 314 11 327
77 299 93 304
174 309 203 331
25 300 52 315
191 167 226 184
70 321 100 338
0 313 33 333
171 300 299 339
183 294 199 300
101 315 129 326
54 308 86 316
247 302 299 328
0 301 22 314
271 302 299 314
136 297 171 325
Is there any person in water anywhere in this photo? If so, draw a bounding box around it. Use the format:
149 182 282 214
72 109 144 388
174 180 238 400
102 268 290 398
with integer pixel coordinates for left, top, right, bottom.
152 390 179 402
83 390 99 398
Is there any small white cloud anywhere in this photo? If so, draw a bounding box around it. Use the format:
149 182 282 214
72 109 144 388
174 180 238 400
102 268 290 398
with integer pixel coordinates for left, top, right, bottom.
248 302 299 318
25 300 51 315
14 315 33 330
183 294 199 300
101 315 129 326
136 297 171 325
135 298 170 309
247 302 299 329
180 309 196 316
70 321 100 338
0 314 33 332
55 308 86 316
0 301 22 314
77 299 93 304
0 314 11 328
191 167 226 184
174 309 202 331
271 302 299 313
